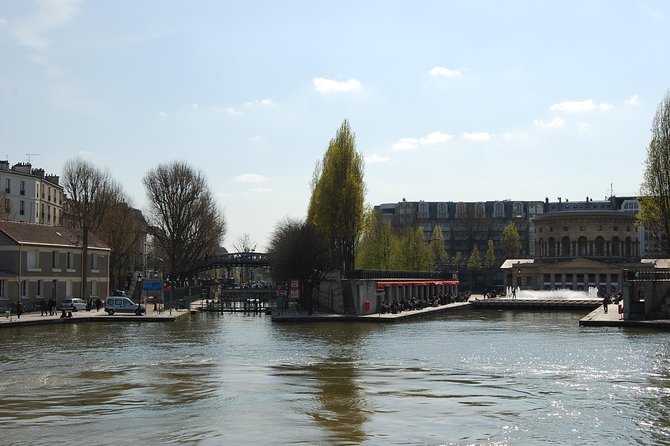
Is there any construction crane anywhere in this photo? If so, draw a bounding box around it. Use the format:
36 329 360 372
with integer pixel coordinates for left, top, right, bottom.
26 153 41 163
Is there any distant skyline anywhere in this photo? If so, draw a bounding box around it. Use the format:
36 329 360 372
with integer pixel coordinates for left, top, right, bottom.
2 1 668 251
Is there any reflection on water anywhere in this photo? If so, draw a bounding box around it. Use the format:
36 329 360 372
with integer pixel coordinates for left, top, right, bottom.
1 312 670 444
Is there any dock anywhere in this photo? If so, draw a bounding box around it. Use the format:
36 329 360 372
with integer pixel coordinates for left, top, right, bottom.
471 297 602 311
579 304 670 329
271 301 471 323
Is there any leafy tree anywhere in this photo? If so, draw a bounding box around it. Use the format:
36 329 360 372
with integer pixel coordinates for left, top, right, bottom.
399 226 431 271
639 90 670 255
484 239 497 289
467 245 482 291
62 157 124 300
143 161 226 279
452 251 463 269
307 120 365 277
356 209 398 270
268 217 328 311
467 245 482 270
502 221 521 259
429 225 447 270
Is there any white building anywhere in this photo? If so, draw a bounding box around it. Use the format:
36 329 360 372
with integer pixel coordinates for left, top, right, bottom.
0 160 64 226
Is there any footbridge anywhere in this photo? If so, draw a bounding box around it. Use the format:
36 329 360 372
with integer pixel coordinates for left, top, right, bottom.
191 251 270 273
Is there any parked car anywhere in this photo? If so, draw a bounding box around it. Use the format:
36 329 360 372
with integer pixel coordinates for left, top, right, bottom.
60 298 88 312
105 296 145 316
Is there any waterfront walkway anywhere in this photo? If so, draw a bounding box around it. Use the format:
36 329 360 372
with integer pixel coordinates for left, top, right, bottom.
270 300 472 323
0 304 189 328
579 303 670 329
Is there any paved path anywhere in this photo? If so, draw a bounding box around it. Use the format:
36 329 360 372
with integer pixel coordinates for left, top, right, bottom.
0 303 188 328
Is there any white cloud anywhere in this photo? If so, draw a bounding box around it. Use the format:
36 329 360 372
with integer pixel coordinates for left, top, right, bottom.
158 111 168 118
313 77 362 93
365 154 390 164
548 99 613 113
462 132 491 142
260 98 273 106
534 117 565 129
419 131 453 145
235 174 269 183
12 0 81 48
430 66 461 78
391 131 453 150
391 138 419 151
626 94 640 106
226 107 242 115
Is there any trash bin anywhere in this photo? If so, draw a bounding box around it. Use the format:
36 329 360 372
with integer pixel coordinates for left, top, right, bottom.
364 300 371 313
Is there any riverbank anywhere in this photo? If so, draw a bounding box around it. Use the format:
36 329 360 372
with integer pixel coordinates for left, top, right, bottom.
0 304 189 328
579 303 670 329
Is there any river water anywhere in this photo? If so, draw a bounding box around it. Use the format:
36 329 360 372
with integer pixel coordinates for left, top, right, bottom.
1 309 669 445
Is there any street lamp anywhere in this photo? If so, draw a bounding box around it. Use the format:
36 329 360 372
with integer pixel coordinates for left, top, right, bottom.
137 273 143 312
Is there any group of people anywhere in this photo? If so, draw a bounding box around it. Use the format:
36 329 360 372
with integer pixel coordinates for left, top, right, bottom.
380 291 470 314
602 291 623 318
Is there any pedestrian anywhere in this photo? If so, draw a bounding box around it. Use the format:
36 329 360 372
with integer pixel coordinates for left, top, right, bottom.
603 294 609 313
15 301 22 319
95 298 102 312
40 299 47 316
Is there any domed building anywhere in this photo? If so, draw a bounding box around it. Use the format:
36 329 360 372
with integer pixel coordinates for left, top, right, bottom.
502 197 649 294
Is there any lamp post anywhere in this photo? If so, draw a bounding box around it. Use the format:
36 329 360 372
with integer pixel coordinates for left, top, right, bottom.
137 272 143 312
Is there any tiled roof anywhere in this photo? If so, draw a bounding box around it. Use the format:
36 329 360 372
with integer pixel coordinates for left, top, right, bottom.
0 221 110 250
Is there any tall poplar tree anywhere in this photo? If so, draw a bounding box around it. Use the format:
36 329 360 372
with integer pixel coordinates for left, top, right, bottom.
429 225 447 270
399 226 431 271
502 221 521 259
639 90 670 255
307 120 366 276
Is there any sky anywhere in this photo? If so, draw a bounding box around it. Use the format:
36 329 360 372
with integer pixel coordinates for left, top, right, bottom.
1 1 669 251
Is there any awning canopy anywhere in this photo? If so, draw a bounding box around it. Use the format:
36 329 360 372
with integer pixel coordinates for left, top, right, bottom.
376 280 459 287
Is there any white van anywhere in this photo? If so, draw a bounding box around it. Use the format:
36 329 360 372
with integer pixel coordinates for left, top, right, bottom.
105 296 145 315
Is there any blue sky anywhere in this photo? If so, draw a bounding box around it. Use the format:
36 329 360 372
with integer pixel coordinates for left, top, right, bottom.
1 1 668 251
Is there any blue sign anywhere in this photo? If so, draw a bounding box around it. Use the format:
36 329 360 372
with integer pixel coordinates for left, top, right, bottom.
143 280 163 292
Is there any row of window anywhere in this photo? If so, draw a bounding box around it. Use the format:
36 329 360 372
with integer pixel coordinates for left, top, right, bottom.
27 250 101 271
4 178 63 205
536 236 638 257
418 202 526 219
0 279 101 299
538 225 634 233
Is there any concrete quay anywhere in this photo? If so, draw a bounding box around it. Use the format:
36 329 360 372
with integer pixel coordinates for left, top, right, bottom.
579 304 670 329
0 305 189 328
472 297 602 311
271 300 471 323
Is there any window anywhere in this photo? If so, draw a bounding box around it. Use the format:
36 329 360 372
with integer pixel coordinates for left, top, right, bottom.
36 280 42 297
19 200 24 215
4 198 10 212
494 202 504 218
66 252 72 269
27 250 39 269
475 202 485 219
52 251 60 269
36 184 39 198
20 180 25 195
91 280 98 297
418 202 429 218
0 280 5 298
20 280 27 297
91 253 99 271
5 178 10 193
437 203 448 219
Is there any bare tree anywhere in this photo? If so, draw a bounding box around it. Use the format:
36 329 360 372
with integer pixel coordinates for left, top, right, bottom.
233 233 257 253
143 161 226 279
62 158 124 300
96 203 147 291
